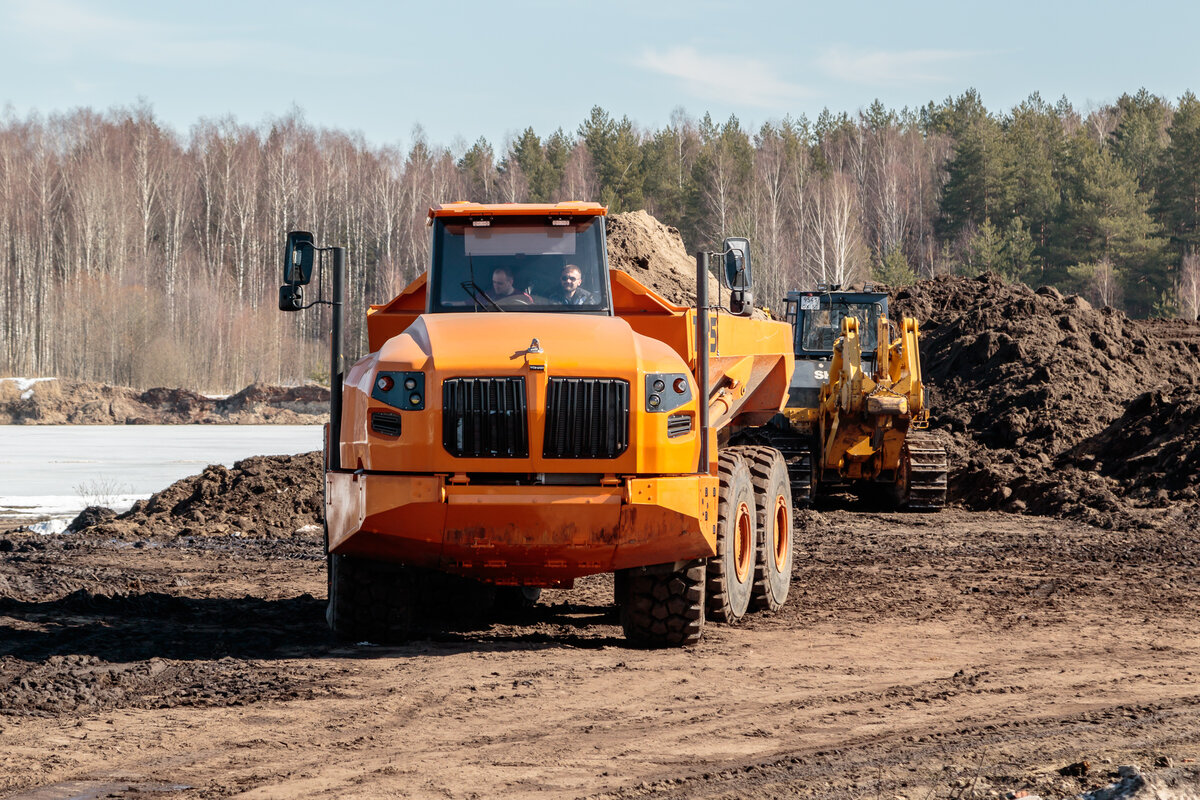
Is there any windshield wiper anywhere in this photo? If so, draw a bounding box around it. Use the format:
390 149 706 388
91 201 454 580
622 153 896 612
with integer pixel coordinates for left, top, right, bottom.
460 254 504 312
460 280 503 312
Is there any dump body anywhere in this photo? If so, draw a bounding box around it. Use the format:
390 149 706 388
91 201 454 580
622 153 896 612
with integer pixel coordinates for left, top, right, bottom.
325 203 794 586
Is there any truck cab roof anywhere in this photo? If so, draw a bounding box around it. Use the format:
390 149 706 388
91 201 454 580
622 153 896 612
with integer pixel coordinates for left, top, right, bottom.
428 201 608 221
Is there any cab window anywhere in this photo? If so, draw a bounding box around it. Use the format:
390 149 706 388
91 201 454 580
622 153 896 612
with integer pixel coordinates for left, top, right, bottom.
799 301 880 353
428 216 609 313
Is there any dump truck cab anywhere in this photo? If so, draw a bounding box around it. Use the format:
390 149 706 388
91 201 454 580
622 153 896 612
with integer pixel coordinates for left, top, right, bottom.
426 202 613 315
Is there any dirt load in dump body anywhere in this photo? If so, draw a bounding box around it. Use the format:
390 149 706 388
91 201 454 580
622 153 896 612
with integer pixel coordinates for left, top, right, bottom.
0 380 329 424
892 272 1200 529
606 210 768 321
605 210 721 306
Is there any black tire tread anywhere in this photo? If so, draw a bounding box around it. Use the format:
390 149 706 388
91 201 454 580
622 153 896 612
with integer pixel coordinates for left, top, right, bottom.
706 451 756 624
738 446 793 611
617 561 706 647
326 553 416 643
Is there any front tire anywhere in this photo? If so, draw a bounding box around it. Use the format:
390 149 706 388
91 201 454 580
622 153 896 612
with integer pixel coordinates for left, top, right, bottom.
617 561 706 647
707 452 757 623
746 447 793 611
326 553 415 643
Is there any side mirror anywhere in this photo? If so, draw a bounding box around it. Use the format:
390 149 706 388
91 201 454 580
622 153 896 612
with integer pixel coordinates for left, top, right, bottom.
722 236 754 316
722 237 752 291
279 284 304 312
283 231 316 286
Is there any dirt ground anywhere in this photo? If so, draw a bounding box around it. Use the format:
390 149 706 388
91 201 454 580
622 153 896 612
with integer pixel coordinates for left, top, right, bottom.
3 231 1200 797
2 504 1198 800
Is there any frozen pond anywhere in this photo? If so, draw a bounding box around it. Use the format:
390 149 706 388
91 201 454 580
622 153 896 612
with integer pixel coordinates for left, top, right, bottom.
0 425 323 521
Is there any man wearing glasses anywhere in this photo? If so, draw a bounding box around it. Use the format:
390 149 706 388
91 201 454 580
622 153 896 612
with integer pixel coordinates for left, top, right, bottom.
551 264 596 305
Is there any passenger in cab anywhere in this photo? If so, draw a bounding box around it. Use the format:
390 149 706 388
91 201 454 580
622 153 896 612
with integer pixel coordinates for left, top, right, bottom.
551 264 595 305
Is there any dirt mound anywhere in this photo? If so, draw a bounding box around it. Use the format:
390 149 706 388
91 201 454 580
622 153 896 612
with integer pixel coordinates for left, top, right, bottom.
78 452 323 539
1068 387 1200 504
607 210 721 306
892 273 1200 528
0 380 328 424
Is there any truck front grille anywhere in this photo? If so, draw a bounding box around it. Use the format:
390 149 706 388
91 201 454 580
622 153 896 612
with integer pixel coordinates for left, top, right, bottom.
442 377 529 458
543 378 629 459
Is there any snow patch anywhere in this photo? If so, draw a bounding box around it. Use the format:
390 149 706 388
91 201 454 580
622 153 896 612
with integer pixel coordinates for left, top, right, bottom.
2 376 57 400
0 494 144 521
28 519 68 535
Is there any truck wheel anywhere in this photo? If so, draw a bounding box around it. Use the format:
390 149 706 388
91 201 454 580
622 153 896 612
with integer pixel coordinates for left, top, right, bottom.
617 561 705 647
494 586 542 611
326 553 415 643
707 452 757 623
747 447 793 611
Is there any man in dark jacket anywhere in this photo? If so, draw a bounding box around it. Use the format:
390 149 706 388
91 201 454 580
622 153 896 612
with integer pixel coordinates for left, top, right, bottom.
551 264 595 305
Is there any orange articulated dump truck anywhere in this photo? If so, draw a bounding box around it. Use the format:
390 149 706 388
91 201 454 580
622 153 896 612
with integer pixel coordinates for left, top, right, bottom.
279 202 795 647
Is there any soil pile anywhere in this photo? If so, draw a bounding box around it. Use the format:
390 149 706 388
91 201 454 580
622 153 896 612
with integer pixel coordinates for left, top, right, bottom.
1068 386 1200 504
892 272 1200 528
0 380 328 424
607 210 721 306
77 452 323 540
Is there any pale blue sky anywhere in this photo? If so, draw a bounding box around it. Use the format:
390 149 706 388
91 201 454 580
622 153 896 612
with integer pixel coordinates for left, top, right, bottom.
0 0 1195 152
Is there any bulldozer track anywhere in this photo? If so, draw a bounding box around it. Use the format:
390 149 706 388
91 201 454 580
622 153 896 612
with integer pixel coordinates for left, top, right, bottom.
753 428 814 507
903 433 948 510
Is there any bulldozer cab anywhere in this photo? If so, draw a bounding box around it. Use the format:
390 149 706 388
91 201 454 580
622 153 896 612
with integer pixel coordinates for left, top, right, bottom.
785 290 888 359
782 289 889 411
427 212 612 314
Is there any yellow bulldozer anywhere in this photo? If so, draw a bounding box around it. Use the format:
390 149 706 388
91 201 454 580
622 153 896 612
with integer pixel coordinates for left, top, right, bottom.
761 286 947 509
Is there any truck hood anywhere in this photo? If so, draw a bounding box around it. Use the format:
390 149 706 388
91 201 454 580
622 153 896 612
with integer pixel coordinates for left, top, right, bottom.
381 312 644 375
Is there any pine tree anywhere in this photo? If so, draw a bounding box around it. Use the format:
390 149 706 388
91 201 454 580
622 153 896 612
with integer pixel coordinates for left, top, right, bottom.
1004 93 1062 262
577 106 643 212
543 128 572 200
458 137 497 202
511 127 548 201
1052 133 1166 313
1159 92 1200 251
689 114 753 244
935 92 1011 242
1110 88 1172 195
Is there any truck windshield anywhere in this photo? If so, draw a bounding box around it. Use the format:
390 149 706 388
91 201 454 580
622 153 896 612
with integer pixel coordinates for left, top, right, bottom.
799 301 880 353
428 216 609 313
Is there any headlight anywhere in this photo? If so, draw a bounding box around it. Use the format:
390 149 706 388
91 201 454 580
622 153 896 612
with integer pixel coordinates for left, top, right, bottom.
372 370 425 411
644 372 692 413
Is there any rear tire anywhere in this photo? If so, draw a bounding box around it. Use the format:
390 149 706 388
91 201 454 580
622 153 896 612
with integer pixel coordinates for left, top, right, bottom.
706 452 757 624
746 447 793 611
617 561 705 647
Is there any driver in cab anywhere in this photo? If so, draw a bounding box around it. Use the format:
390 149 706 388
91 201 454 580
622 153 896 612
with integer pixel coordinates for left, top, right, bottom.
491 267 531 304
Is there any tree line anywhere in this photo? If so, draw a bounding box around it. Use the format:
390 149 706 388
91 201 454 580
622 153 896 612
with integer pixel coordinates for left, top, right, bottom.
1 90 1197 390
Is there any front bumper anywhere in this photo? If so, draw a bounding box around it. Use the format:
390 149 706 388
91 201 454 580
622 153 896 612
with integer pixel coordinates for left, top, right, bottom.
325 471 719 586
